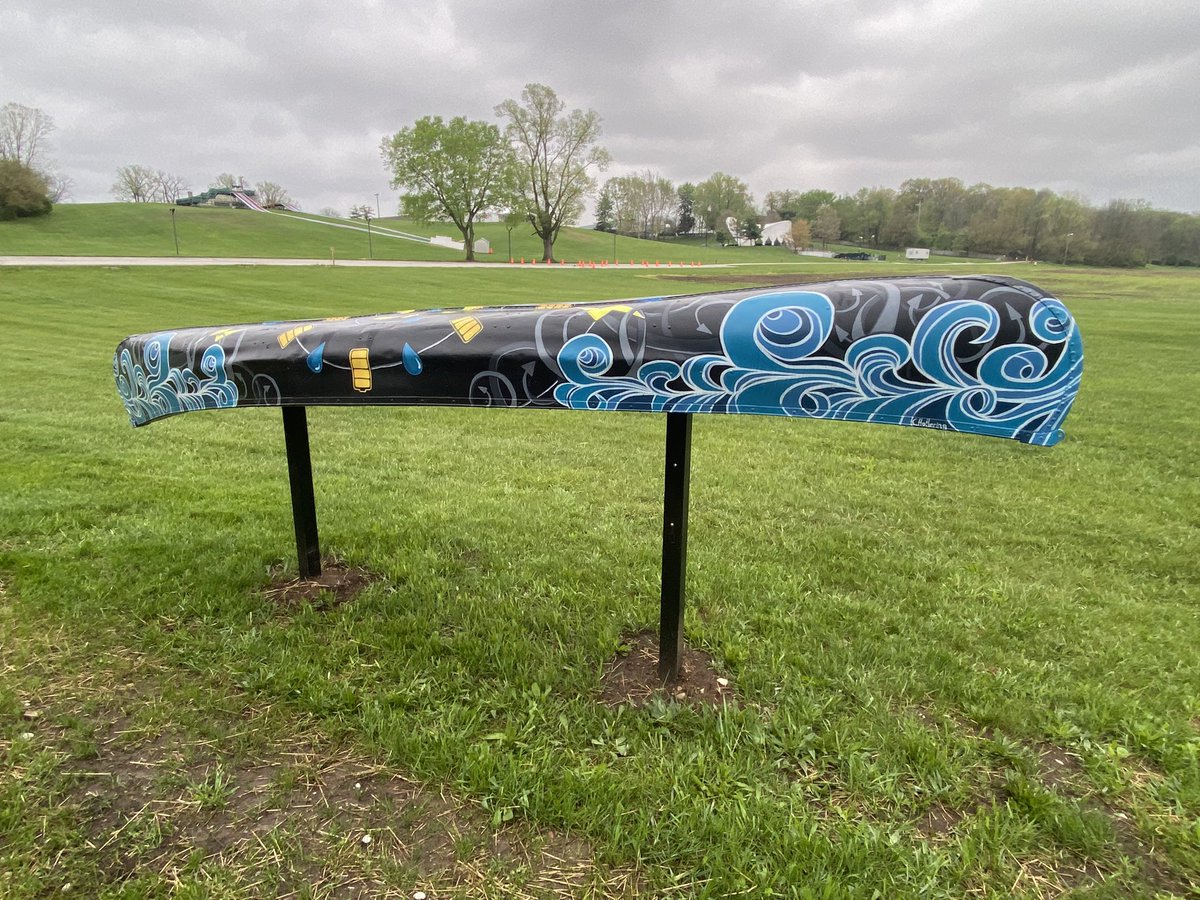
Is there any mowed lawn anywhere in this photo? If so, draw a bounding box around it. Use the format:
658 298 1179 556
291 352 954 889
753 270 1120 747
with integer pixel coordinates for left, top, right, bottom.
0 263 1197 897
0 203 809 266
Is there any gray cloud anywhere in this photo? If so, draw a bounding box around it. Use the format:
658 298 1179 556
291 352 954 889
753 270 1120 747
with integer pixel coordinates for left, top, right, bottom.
1 0 1196 216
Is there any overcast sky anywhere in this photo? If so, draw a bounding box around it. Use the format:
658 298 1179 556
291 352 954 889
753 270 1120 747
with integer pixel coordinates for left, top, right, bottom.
2 0 1197 217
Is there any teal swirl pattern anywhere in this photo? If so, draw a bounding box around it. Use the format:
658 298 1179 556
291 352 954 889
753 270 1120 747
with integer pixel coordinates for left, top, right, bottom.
114 333 239 426
554 291 1082 446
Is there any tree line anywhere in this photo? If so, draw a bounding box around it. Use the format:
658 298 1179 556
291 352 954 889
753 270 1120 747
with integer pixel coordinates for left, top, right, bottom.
381 85 1198 267
594 175 1200 267
5 91 1197 268
110 168 294 209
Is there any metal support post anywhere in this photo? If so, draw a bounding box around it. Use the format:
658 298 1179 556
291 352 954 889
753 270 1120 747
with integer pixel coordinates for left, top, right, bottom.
282 406 321 579
658 411 693 683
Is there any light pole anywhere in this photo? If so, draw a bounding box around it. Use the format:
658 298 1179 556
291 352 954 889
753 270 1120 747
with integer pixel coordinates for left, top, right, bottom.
170 207 179 256
365 213 373 259
1063 232 1074 265
374 193 380 219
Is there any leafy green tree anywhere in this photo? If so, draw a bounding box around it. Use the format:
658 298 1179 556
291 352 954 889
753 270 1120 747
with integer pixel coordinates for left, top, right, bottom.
496 83 609 261
694 172 753 234
594 184 615 232
765 189 804 220
794 189 836 221
381 115 520 262
676 182 696 234
0 159 52 219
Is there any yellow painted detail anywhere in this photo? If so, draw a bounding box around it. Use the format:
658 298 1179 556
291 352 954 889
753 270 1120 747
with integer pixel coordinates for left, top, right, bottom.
324 315 349 321
451 316 483 343
212 328 243 341
536 303 572 309
349 347 372 392
584 304 644 321
277 324 315 349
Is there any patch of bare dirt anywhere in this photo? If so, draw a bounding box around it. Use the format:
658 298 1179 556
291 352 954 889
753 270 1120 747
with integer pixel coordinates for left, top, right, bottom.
261 558 378 609
16 647 644 898
915 803 967 840
1034 743 1087 795
598 630 736 710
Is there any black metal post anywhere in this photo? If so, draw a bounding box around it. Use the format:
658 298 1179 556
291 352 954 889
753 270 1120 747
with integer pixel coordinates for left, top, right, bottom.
282 406 321 579
659 412 693 683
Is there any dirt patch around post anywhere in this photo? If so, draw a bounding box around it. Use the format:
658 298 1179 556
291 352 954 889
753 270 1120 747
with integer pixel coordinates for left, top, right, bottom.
261 558 378 609
598 630 736 709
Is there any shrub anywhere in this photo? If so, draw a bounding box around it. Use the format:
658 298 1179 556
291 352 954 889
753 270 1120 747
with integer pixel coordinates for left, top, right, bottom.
0 159 53 220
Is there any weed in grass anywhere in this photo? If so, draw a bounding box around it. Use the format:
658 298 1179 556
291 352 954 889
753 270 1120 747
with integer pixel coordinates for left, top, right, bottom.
187 762 237 810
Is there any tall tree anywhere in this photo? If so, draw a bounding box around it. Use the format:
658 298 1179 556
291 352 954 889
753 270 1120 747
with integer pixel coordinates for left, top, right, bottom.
765 189 804 220
594 183 615 232
154 171 188 204
0 103 55 170
495 83 609 261
812 204 841 249
790 218 813 249
111 165 157 202
694 172 753 235
606 170 675 237
381 115 520 262
676 182 696 234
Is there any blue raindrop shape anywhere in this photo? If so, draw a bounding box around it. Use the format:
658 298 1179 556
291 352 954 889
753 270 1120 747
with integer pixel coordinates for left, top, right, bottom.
402 343 423 375
306 342 325 373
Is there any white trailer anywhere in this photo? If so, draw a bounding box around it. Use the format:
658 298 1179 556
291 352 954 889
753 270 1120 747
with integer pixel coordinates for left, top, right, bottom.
906 247 930 260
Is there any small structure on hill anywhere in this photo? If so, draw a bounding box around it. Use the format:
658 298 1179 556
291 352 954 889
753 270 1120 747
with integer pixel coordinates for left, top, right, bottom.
176 186 266 210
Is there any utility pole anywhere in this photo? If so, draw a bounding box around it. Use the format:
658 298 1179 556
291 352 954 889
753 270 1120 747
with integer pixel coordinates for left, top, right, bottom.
170 207 179 256
1063 232 1074 265
374 193 380 219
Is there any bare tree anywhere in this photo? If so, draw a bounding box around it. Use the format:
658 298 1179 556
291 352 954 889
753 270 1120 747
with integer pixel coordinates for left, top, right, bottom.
604 171 675 238
212 173 245 190
46 171 72 203
812 204 842 249
495 83 609 261
154 170 188 204
255 180 292 208
111 165 157 202
0 103 55 170
319 206 340 218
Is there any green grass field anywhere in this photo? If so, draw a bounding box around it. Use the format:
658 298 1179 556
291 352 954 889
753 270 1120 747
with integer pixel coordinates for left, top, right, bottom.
1 203 974 268
1 261 1197 897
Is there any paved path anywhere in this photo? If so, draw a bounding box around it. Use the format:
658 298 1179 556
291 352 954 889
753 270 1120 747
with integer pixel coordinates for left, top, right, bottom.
0 256 998 269
0 256 726 269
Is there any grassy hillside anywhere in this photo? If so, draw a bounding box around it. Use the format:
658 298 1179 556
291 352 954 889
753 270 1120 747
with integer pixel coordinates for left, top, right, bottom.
0 263 1197 896
0 203 976 267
